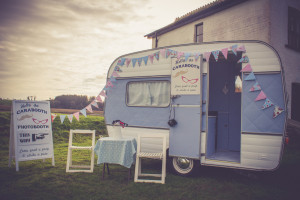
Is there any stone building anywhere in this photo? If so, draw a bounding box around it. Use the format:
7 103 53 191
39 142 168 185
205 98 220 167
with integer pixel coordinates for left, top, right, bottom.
145 0 300 121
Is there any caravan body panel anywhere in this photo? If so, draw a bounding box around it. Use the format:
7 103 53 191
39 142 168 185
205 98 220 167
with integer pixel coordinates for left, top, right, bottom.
104 41 287 171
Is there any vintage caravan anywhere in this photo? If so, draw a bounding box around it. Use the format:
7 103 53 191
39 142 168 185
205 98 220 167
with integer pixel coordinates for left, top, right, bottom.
104 41 287 176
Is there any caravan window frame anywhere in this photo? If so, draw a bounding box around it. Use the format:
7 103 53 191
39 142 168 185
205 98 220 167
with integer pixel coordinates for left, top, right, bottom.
126 80 171 108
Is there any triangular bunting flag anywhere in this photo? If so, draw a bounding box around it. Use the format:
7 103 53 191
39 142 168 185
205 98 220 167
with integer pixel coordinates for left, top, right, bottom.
149 54 154 64
160 49 166 58
241 64 252 72
103 87 110 91
60 115 66 123
100 90 107 98
231 44 238 56
237 45 246 52
237 55 249 63
51 114 57 122
111 71 120 77
138 57 143 66
95 95 102 103
194 53 200 61
249 82 261 92
166 49 171 58
114 66 122 72
106 80 114 88
261 98 274 109
245 72 256 81
126 58 131 67
110 76 116 82
80 108 87 117
204 52 211 61
154 52 159 61
185 53 191 61
221 48 228 59
91 100 99 108
273 105 284 118
177 52 184 60
255 91 267 101
74 112 80 121
68 114 73 123
118 58 126 66
132 58 137 67
212 50 220 62
86 104 93 113
143 56 148 65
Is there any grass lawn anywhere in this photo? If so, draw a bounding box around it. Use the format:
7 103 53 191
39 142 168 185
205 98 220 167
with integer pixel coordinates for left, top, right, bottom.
0 111 300 200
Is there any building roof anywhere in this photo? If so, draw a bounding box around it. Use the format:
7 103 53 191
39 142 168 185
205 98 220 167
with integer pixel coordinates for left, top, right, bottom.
145 0 248 39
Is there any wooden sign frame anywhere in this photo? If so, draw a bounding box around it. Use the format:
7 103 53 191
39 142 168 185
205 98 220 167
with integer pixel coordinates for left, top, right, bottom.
9 100 55 171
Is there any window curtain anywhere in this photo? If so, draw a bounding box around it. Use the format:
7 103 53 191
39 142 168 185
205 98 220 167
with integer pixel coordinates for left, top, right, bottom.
127 81 170 107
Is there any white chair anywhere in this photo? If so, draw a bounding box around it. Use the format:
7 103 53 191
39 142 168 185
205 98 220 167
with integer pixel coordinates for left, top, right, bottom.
134 134 167 184
66 130 95 173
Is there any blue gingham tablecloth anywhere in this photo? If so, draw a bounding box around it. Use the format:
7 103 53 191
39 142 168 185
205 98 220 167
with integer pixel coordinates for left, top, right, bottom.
94 137 137 168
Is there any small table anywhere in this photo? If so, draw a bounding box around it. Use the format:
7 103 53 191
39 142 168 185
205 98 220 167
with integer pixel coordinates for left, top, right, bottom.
94 137 137 180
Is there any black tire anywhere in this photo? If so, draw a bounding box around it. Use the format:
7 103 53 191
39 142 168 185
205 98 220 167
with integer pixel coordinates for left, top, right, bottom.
170 157 198 176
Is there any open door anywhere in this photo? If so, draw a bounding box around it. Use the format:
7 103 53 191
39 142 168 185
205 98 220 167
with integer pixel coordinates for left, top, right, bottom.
169 57 203 159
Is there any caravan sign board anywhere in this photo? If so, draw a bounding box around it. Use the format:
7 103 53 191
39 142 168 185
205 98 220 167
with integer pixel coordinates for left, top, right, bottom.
9 100 55 171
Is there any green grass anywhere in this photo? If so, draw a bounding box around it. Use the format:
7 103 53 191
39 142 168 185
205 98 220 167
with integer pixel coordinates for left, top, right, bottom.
0 111 300 200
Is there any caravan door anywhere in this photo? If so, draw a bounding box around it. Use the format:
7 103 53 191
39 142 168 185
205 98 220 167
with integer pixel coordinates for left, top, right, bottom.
169 57 203 159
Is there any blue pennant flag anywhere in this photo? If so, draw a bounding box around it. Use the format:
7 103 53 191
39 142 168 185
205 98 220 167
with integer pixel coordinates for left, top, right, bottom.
143 56 148 65
118 58 126 66
80 109 87 117
132 58 137 67
245 72 256 81
185 53 191 61
138 57 143 66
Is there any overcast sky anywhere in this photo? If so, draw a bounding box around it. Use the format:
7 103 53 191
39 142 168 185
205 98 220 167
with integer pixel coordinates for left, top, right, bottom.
0 0 214 100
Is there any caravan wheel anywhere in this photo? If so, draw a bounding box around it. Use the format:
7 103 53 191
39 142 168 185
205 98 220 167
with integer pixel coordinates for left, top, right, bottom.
171 157 196 176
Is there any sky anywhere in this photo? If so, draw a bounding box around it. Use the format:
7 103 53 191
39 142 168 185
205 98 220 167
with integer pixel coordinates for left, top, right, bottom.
0 0 214 100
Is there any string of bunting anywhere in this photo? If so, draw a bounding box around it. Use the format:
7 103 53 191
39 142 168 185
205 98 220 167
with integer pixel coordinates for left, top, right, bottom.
51 44 283 123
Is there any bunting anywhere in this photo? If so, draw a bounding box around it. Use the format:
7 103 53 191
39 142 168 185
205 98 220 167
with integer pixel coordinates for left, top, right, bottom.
68 114 73 123
211 50 220 61
53 43 284 125
51 114 57 122
74 112 80 121
60 115 66 123
221 48 228 59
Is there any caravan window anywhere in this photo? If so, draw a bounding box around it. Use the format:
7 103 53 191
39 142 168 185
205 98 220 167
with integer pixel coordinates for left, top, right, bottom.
126 81 170 107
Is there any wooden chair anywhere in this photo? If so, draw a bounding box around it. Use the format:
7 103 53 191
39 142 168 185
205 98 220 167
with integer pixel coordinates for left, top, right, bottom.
134 134 167 184
66 130 95 173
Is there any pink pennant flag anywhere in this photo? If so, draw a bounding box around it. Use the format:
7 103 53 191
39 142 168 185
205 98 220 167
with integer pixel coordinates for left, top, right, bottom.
95 95 102 103
51 114 57 122
237 45 246 52
160 49 166 58
74 112 80 121
273 105 284 118
111 71 120 77
255 91 267 101
68 114 73 123
241 64 252 72
221 48 228 59
100 90 107 98
91 100 99 108
126 58 131 67
149 54 154 64
204 52 211 62
86 104 93 113
177 52 184 60
106 80 114 88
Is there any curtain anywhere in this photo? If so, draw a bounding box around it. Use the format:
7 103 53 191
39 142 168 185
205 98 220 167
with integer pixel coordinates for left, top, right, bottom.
127 81 170 107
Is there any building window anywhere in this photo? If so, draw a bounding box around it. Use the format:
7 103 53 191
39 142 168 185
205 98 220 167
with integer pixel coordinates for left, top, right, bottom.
195 23 203 43
288 7 300 51
126 81 170 107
